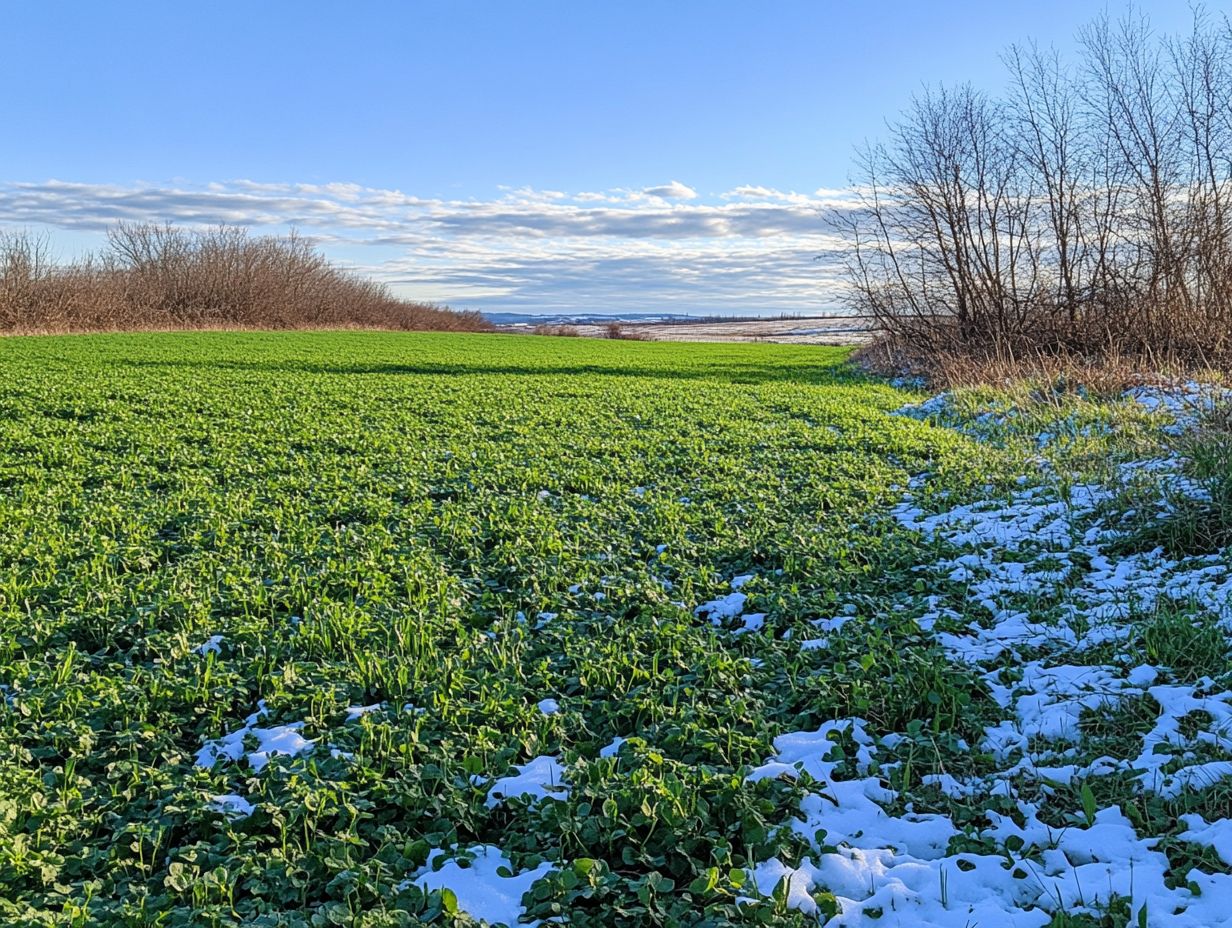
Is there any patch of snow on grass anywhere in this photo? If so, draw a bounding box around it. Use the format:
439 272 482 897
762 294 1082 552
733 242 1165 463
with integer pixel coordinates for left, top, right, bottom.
404 845 555 926
245 724 315 772
1125 381 1231 432
194 635 223 655
486 756 569 808
345 703 382 721
735 612 766 635
739 384 1232 926
894 392 953 420
1179 814 1232 865
694 592 747 624
749 713 1232 926
209 793 254 818
195 702 315 771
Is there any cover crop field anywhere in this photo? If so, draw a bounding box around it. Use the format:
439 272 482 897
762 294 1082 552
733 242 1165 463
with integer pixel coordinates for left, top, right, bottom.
1 332 1230 927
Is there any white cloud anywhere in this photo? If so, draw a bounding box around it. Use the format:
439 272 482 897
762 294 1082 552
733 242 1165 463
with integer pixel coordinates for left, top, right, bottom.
726 185 779 199
640 180 698 200
0 178 857 315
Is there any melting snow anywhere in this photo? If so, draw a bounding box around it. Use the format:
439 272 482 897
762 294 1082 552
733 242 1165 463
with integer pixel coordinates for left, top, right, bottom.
195 702 315 771
743 384 1232 925
404 845 555 926
735 612 767 635
486 755 569 808
209 793 254 818
194 635 223 655
1179 814 1232 865
1125 381 1231 432
749 713 1232 926
345 703 382 721
695 591 748 622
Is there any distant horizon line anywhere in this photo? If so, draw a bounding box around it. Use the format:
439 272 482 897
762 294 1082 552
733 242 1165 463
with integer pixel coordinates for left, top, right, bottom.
480 308 858 322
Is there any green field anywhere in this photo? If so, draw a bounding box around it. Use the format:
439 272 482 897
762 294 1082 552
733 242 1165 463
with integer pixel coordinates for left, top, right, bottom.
2 333 1231 927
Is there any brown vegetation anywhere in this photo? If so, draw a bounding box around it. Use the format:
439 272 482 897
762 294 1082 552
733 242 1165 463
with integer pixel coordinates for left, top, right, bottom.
0 224 490 334
840 8 1232 374
853 338 1229 392
531 324 581 337
602 322 650 340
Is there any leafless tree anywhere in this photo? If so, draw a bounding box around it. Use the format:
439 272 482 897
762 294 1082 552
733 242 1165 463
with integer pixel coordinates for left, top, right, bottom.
842 5 1232 368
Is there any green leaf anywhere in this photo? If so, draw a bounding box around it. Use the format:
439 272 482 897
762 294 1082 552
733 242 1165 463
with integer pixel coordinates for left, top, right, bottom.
439 888 458 915
1080 783 1097 826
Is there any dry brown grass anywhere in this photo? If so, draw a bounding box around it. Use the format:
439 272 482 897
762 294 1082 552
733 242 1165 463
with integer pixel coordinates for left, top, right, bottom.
0 225 491 334
855 334 1228 392
531 324 581 337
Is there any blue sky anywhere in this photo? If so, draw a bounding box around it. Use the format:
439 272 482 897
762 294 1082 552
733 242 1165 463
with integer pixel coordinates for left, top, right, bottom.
0 1 1215 315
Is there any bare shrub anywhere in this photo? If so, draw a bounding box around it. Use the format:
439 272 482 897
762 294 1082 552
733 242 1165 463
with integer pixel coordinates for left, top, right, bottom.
531 324 581 336
840 7 1232 373
0 223 491 334
603 322 649 340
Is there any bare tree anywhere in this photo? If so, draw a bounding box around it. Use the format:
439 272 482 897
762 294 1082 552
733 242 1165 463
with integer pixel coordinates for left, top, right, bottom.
843 5 1232 369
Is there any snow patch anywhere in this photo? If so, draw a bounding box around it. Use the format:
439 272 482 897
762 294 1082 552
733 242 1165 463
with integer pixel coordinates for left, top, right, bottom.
209 793 254 818
403 846 554 926
194 635 223 655
694 592 747 623
345 703 382 721
195 702 315 771
486 755 569 808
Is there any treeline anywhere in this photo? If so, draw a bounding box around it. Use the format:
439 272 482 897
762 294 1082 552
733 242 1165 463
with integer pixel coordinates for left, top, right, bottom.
0 224 490 333
842 8 1232 368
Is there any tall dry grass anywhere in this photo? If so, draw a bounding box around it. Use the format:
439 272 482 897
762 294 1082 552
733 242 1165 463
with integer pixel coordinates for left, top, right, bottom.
853 338 1229 393
0 224 490 334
